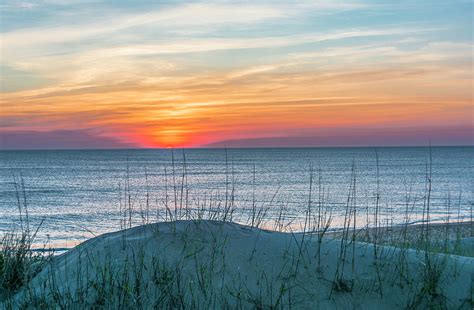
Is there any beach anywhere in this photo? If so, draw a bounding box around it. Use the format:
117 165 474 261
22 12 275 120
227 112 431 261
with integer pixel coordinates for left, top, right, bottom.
1 148 473 308
2 219 472 309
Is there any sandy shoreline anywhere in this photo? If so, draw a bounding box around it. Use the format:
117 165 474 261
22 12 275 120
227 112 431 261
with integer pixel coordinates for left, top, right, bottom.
325 220 473 241
33 220 474 253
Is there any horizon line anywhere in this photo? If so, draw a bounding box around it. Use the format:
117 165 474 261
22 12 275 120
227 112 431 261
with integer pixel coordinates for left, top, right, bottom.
1 144 473 152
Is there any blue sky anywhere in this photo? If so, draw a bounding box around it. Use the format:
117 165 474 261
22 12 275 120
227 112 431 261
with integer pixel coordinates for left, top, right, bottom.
0 0 472 148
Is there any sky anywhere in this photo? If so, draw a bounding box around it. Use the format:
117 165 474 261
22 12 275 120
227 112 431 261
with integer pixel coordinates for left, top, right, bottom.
0 0 473 149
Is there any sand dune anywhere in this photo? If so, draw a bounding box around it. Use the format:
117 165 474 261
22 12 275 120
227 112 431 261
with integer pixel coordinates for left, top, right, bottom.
12 220 474 309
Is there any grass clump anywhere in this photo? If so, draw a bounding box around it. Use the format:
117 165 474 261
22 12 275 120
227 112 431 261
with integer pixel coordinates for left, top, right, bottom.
0 176 49 299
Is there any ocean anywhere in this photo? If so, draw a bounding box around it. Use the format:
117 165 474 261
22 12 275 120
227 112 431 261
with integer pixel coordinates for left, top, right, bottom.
0 146 472 247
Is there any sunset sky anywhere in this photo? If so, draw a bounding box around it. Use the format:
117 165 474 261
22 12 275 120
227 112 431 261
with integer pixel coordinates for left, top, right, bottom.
1 0 473 149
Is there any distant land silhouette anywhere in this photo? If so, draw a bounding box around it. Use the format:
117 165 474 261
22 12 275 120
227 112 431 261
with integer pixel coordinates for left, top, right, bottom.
204 126 473 148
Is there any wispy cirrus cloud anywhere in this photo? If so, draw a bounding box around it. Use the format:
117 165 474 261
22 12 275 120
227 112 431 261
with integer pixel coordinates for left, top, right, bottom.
2 26 437 84
1 3 286 48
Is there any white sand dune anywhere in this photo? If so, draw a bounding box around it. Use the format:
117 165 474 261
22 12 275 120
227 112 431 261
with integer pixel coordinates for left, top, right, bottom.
13 220 474 309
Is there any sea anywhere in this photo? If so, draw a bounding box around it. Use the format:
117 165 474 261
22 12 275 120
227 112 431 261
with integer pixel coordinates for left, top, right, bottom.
0 147 472 248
